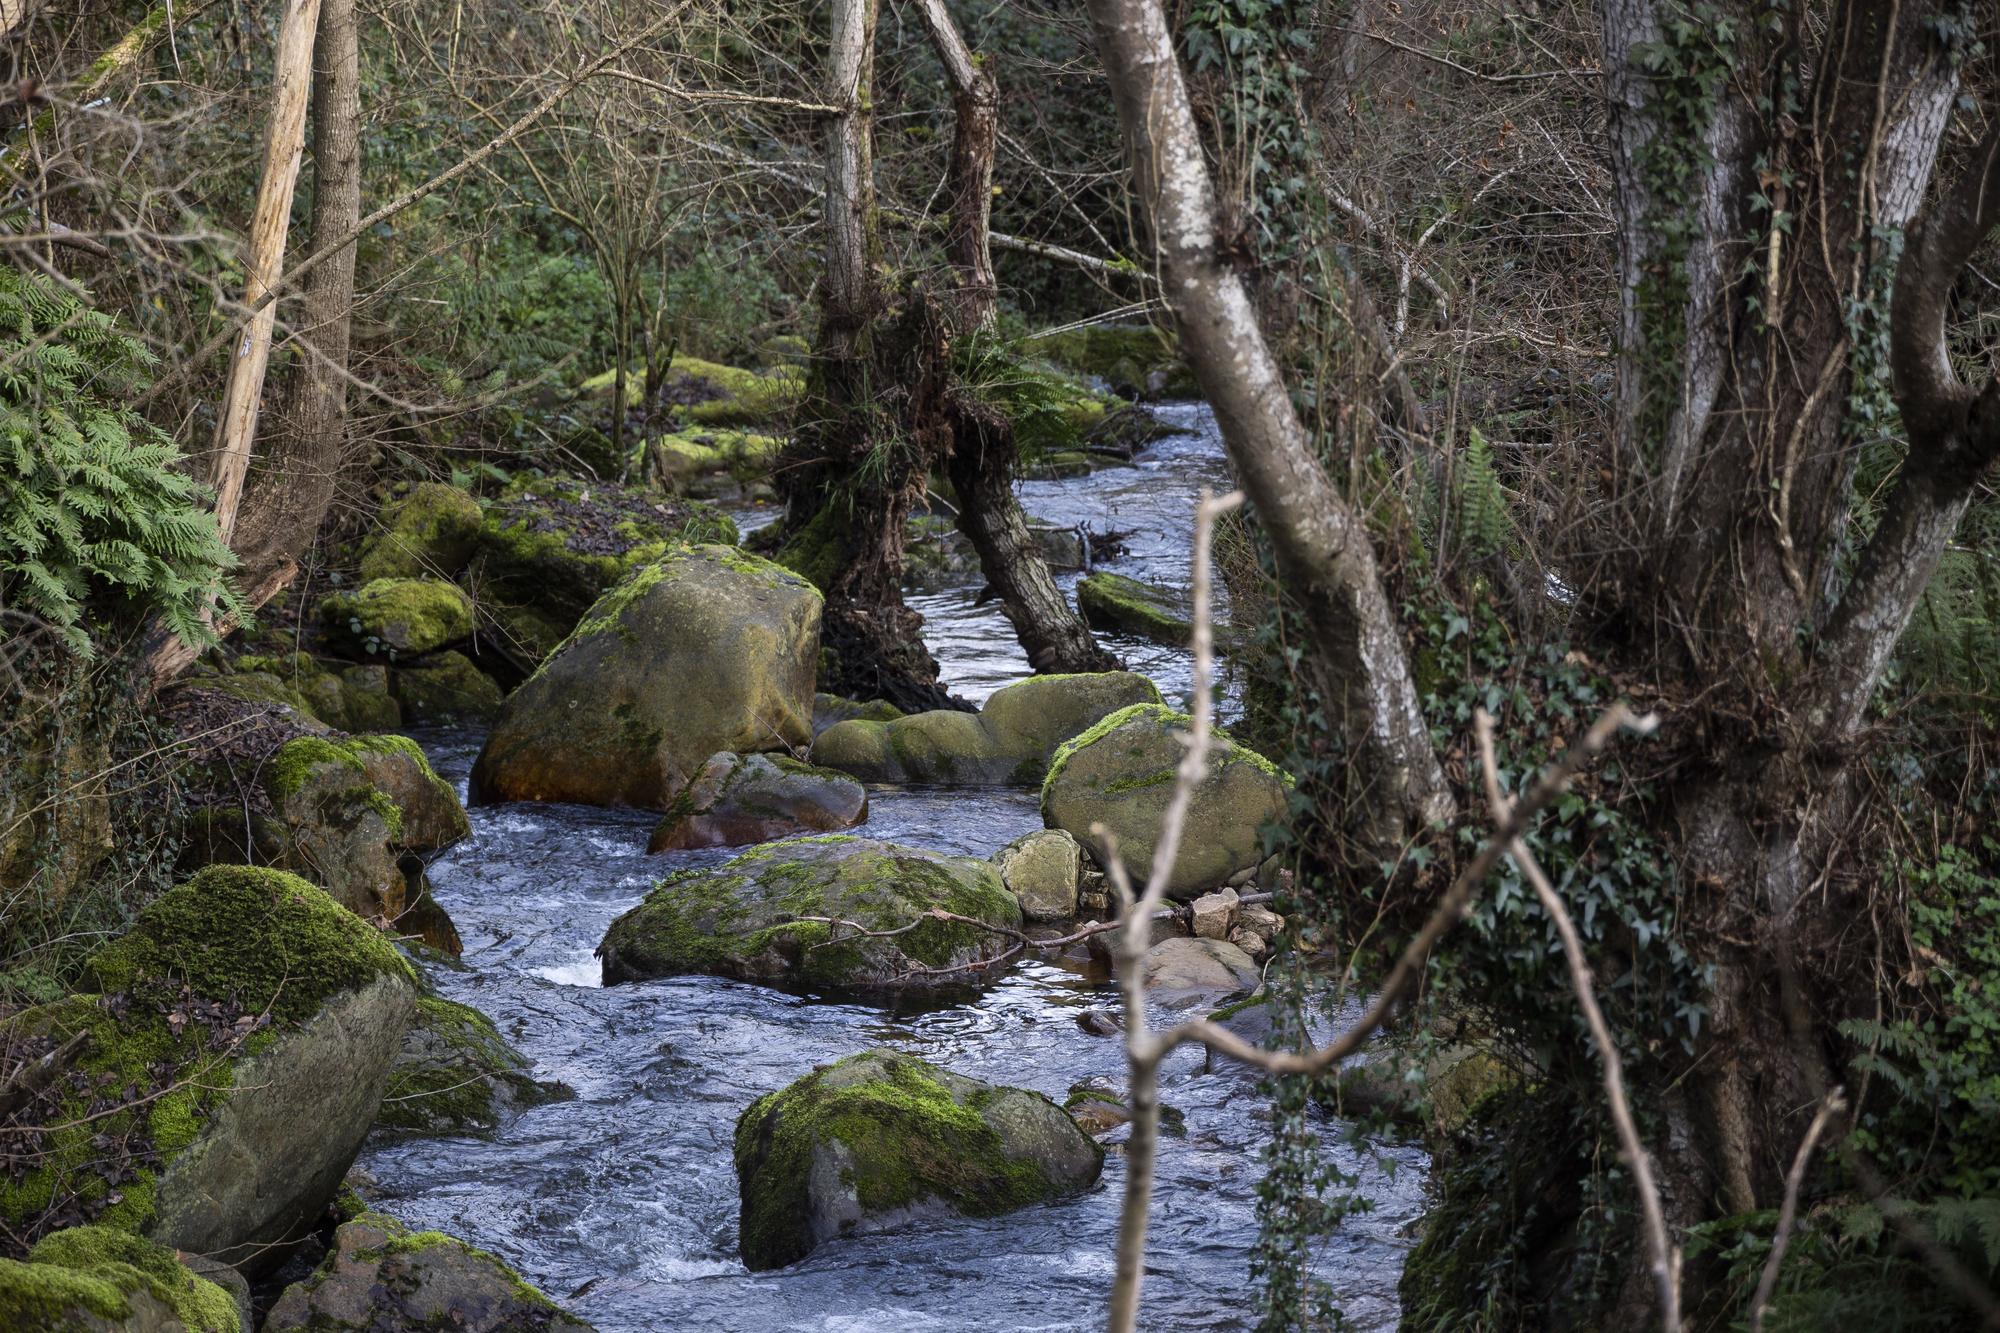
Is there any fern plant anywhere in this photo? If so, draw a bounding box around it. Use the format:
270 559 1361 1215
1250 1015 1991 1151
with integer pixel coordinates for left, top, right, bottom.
0 267 241 655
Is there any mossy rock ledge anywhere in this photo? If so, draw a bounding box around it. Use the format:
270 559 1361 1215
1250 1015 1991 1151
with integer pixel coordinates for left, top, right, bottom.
0 867 417 1273
809 671 1161 786
733 1049 1102 1270
0 1226 242 1332
264 1210 590 1332
471 545 820 810
389 649 506 724
597 836 1022 993
648 751 867 853
1041 703 1290 900
468 474 740 665
376 996 571 1137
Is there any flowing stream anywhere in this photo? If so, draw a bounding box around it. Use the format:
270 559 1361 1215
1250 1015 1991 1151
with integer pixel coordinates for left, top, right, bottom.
358 403 1426 1331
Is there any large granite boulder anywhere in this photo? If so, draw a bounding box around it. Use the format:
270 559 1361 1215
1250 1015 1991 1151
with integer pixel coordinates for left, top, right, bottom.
810 671 1160 786
264 1211 590 1332
0 867 417 1273
648 751 867 852
1138 937 1261 1010
1041 703 1289 899
734 1049 1102 1270
598 836 1021 993
0 1227 242 1332
471 546 820 810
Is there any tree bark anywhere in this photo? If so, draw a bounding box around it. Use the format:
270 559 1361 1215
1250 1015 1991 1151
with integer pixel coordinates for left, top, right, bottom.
1084 0 1454 851
206 0 323 547
234 0 362 590
913 0 997 331
913 0 1115 676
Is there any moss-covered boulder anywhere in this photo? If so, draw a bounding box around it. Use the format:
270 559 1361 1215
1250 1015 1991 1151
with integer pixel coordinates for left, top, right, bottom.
734 1049 1101 1270
1077 572 1193 646
390 649 506 723
217 654 402 733
992 829 1086 922
471 546 820 810
376 997 569 1136
0 868 417 1272
1026 322 1197 398
1041 704 1289 900
259 735 467 947
320 578 474 659
648 427 782 497
647 751 867 853
598 836 1022 993
263 1210 590 1332
810 671 1161 786
0 1227 243 1331
357 483 485 584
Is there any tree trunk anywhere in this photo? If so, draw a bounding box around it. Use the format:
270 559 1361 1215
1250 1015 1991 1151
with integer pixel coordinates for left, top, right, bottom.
778 0 959 711
1594 0 2000 1282
207 0 323 547
913 0 1115 676
914 0 997 331
234 0 362 590
1084 0 1454 854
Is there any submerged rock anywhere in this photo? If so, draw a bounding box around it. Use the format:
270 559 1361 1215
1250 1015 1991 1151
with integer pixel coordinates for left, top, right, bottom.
357 482 485 584
264 1210 590 1332
376 997 569 1137
321 578 475 658
810 671 1161 786
1077 572 1193 646
597 836 1021 993
471 545 820 810
1138 937 1261 1009
0 1226 242 1332
0 867 416 1273
733 1049 1101 1270
992 829 1087 922
647 751 867 853
1041 703 1289 899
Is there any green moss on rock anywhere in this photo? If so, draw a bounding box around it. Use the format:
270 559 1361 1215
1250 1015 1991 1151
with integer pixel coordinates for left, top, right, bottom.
377 997 567 1136
733 1049 1102 1270
1076 572 1194 645
22 1227 238 1332
320 578 475 658
359 483 485 583
598 837 1021 994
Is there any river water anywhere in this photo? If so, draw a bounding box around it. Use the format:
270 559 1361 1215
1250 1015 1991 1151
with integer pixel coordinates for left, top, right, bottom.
358 403 1426 1331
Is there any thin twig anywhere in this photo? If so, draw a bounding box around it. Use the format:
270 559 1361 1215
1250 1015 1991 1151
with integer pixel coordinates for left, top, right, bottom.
1475 710 1680 1332
1751 1089 1846 1332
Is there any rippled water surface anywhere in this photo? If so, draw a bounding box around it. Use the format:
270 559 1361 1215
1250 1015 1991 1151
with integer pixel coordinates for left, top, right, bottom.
359 403 1424 1331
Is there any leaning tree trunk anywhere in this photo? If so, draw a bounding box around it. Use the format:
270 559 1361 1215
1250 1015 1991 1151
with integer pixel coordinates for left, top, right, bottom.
913 0 1117 675
234 0 362 592
778 0 959 711
1597 0 2000 1299
1084 0 1454 857
141 0 321 685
